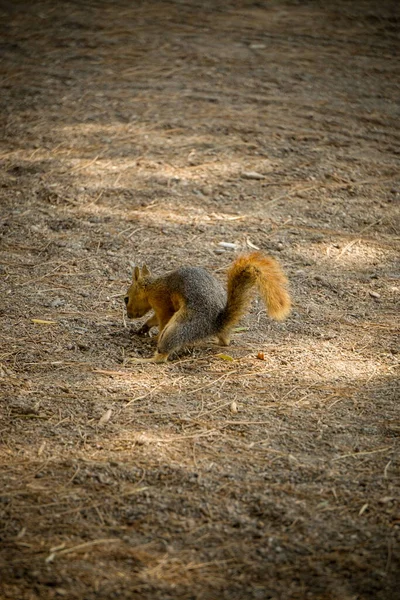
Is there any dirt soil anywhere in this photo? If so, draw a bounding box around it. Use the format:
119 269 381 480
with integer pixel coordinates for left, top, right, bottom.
1 1 399 599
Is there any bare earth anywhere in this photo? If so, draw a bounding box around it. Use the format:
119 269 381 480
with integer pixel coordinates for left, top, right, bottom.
0 1 399 599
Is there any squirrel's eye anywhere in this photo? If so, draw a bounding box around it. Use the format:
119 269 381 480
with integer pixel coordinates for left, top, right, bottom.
124 296 129 305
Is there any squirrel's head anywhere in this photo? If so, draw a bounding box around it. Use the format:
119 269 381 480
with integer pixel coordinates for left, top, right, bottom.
125 265 152 319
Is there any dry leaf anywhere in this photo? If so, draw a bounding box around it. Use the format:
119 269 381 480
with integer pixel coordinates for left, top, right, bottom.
98 408 112 426
241 171 265 180
38 441 46 456
45 552 56 564
216 353 234 361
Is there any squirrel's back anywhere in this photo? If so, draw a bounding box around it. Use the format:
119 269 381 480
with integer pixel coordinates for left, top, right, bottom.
163 267 227 316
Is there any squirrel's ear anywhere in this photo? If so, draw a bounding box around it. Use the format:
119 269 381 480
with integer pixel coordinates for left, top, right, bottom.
133 266 140 281
142 264 151 277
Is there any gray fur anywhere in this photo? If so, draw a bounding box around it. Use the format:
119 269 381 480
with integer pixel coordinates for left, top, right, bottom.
156 267 227 354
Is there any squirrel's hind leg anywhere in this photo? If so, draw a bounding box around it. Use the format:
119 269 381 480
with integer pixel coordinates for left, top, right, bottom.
216 331 231 346
128 351 169 364
157 310 210 356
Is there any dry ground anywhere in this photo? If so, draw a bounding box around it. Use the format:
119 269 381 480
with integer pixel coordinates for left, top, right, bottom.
0 1 399 599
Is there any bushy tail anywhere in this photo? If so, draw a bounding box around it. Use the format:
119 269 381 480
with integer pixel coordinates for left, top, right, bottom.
220 252 291 331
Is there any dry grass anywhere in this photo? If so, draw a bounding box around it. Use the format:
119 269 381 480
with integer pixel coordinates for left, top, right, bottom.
0 1 399 599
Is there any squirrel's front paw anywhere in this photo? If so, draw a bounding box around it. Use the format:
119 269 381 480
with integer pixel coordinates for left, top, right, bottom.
136 328 158 344
136 325 150 336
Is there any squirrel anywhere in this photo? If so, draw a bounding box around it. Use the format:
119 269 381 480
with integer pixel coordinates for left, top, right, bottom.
124 251 291 363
